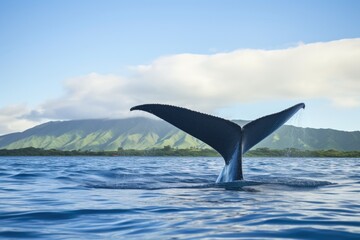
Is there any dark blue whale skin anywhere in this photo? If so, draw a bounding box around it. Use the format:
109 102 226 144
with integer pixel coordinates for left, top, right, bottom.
130 103 305 183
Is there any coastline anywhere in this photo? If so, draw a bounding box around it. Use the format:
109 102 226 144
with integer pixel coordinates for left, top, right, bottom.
1 147 359 158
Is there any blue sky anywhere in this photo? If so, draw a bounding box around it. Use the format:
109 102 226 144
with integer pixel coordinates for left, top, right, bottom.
0 0 359 134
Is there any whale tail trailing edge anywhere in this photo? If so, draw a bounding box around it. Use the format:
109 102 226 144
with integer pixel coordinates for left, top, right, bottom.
130 103 305 181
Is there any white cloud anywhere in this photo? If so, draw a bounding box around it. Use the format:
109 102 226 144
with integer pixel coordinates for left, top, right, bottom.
1 38 359 134
130 38 360 110
27 73 134 120
0 105 42 135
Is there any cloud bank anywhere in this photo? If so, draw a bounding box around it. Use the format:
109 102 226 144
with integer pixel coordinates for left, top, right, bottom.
0 105 40 135
1 38 359 134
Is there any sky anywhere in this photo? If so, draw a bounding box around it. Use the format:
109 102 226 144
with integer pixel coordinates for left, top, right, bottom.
0 0 359 134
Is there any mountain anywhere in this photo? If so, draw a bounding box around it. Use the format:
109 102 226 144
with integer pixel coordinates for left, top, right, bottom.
0 118 359 151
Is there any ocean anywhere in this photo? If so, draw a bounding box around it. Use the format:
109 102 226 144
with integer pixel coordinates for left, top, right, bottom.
0 156 359 239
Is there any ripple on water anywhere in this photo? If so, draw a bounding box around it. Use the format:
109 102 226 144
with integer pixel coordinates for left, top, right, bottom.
0 156 359 239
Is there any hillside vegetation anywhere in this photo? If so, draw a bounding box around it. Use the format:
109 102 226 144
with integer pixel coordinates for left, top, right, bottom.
0 118 359 151
1 146 359 158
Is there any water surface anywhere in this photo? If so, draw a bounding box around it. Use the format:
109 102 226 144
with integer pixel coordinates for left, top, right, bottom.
0 156 359 239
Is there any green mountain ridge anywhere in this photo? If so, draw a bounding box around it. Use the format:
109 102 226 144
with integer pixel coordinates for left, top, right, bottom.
0 118 359 151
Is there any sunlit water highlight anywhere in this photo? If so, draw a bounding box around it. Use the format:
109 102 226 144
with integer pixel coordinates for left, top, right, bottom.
0 156 359 239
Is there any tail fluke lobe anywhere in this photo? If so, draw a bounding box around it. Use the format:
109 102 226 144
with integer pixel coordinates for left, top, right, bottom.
130 104 242 163
242 103 305 153
131 103 305 182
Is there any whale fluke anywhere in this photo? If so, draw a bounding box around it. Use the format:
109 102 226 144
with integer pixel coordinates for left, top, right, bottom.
242 103 305 153
131 104 241 164
130 103 305 182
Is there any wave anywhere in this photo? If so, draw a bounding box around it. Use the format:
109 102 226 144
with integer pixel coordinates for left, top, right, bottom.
81 172 333 190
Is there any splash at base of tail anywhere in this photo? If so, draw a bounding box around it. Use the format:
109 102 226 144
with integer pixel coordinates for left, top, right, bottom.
130 103 305 183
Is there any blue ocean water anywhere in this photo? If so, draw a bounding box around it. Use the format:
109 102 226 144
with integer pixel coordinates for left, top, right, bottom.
0 156 359 239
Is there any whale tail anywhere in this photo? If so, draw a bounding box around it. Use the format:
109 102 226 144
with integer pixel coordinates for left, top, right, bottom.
130 103 305 181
